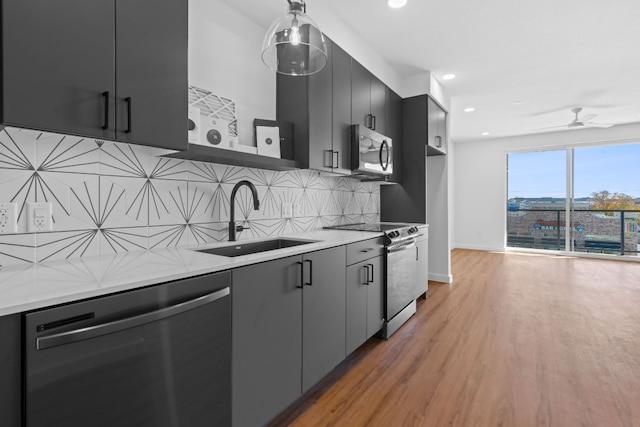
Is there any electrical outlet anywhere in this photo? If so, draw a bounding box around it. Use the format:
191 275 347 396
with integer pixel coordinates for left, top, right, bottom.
0 203 18 234
293 203 302 217
27 202 53 233
282 202 293 218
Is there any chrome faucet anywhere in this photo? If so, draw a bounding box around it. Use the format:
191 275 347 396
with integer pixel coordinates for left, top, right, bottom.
229 180 260 241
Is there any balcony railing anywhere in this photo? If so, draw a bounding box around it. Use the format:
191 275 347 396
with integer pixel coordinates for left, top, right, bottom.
506 208 640 256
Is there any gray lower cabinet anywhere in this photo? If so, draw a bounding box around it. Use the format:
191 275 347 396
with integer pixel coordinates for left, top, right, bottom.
232 255 303 427
346 255 383 355
0 314 21 427
302 247 347 391
416 233 429 299
232 246 346 427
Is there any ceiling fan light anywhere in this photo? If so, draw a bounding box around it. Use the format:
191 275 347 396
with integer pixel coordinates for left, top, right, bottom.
261 0 327 76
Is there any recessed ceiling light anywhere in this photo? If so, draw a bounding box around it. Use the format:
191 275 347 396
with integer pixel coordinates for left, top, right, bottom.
388 0 407 8
464 107 475 113
442 74 456 80
481 132 490 136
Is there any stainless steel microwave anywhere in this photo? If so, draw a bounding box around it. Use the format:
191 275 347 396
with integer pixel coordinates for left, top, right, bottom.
351 125 393 177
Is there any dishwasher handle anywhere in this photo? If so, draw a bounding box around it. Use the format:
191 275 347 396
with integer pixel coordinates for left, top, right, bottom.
36 287 230 351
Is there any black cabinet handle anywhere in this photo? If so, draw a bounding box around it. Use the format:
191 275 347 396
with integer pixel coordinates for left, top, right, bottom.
416 247 419 261
366 114 373 129
435 135 442 148
333 151 339 169
125 97 132 133
362 265 369 285
323 150 333 168
367 263 374 283
296 262 304 289
101 91 109 130
372 115 376 131
304 259 313 286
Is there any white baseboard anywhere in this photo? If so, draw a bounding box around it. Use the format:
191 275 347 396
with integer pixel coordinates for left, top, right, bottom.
452 243 505 252
429 272 453 283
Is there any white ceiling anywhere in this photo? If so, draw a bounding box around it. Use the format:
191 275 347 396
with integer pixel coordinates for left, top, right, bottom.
222 0 640 143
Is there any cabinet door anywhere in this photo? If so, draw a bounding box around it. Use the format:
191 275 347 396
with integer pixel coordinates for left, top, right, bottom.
427 96 439 151
346 262 368 355
232 256 303 427
0 314 21 427
302 246 346 392
386 88 403 183
416 237 429 299
115 0 188 150
351 60 372 129
2 0 115 139
332 43 353 174
370 76 387 134
308 39 334 170
436 103 447 154
366 256 384 338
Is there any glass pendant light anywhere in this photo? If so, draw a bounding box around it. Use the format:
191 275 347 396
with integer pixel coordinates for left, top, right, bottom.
261 0 328 76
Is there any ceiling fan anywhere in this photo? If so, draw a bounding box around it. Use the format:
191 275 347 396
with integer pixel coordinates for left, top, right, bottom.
534 107 615 131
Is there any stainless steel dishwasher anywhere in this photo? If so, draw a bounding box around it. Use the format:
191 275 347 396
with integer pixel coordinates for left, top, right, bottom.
24 272 231 427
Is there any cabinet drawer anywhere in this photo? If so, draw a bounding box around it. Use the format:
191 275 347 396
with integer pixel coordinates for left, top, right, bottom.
346 237 384 266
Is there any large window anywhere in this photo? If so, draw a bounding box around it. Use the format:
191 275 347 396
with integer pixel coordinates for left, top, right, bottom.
507 142 640 256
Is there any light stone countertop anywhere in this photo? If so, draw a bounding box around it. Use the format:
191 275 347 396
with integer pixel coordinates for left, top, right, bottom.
0 229 384 316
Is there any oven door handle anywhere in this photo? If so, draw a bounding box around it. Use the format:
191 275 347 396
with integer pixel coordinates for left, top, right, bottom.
387 239 416 253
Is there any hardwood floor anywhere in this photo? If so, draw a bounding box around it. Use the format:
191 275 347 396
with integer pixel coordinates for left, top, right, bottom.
270 249 640 427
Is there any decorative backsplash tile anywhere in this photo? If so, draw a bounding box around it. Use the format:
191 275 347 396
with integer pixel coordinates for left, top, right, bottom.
0 127 380 267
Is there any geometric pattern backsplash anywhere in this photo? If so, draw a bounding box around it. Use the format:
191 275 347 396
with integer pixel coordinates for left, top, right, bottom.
0 127 380 267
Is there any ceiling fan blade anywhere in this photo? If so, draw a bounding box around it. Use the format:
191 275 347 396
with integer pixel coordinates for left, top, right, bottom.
580 113 598 122
532 125 568 131
584 123 614 128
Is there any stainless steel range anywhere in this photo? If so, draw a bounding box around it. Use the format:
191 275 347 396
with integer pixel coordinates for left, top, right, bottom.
325 222 425 338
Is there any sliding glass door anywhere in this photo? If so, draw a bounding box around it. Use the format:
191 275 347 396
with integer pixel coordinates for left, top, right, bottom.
507 149 568 251
573 144 640 256
507 142 640 257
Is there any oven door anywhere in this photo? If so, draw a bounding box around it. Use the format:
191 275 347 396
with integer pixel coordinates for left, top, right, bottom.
386 238 417 321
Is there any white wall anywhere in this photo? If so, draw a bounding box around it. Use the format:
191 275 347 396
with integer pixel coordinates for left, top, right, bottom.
452 122 640 251
189 0 276 146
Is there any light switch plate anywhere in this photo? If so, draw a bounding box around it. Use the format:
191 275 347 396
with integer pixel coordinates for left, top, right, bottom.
282 202 293 218
293 203 302 217
27 202 53 233
0 202 18 234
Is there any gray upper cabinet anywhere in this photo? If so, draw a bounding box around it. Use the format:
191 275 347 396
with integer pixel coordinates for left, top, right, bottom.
1 0 115 140
427 96 447 155
232 255 303 427
114 0 187 149
351 60 387 135
386 88 403 184
277 38 352 173
331 43 353 174
0 0 187 151
302 247 347 391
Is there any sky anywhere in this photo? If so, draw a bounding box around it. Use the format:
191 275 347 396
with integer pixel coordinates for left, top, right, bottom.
508 142 640 199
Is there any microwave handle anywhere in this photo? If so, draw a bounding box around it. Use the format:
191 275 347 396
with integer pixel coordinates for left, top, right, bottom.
379 140 390 171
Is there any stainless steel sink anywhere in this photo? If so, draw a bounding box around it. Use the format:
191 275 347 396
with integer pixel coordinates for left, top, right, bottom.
196 239 317 257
